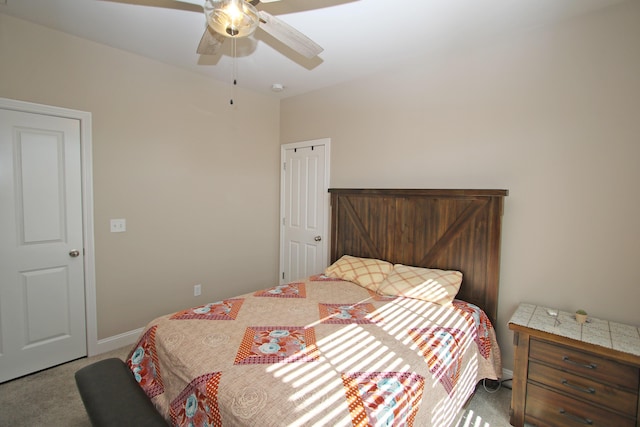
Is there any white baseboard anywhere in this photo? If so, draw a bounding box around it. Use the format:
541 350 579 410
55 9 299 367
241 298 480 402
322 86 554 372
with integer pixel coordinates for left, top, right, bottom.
91 327 144 356
502 368 513 380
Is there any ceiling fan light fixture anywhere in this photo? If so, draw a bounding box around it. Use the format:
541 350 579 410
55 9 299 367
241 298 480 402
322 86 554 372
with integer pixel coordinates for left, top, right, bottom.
204 0 260 38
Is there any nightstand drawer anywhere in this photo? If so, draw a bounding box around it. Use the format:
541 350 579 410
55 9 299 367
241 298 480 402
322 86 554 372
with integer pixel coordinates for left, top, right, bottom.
529 361 638 415
526 382 635 427
529 339 639 390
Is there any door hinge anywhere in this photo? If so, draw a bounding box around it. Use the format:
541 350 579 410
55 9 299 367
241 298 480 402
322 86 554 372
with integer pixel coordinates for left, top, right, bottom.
282 217 286 226
283 162 286 171
282 272 285 280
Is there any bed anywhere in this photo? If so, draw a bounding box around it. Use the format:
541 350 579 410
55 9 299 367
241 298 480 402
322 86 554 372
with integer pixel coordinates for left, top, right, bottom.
126 188 508 426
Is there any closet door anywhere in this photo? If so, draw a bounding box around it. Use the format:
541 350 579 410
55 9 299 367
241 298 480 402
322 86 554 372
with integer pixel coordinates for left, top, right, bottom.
280 139 330 283
0 108 87 383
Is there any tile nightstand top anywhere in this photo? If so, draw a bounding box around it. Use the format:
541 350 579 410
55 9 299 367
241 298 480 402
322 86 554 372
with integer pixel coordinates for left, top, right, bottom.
509 303 640 357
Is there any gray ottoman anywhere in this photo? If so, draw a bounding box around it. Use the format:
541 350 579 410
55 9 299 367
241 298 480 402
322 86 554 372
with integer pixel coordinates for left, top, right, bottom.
74 358 169 427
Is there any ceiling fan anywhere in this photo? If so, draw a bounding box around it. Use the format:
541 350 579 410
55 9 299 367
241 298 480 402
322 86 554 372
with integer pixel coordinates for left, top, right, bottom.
173 0 323 59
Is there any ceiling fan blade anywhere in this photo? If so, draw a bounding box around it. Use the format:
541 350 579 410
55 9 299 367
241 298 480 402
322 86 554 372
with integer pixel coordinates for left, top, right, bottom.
173 0 204 6
100 0 202 12
197 26 226 55
249 0 281 5
257 10 323 59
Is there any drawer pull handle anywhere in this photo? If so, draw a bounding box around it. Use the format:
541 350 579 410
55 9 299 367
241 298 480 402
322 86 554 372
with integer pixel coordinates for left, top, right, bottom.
562 356 597 369
561 379 595 394
559 408 593 425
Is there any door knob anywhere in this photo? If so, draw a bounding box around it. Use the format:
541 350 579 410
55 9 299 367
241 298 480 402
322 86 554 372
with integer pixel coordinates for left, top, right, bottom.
314 236 322 242
69 250 81 257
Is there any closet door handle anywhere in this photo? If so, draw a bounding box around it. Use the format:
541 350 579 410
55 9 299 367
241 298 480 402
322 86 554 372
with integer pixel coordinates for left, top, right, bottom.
69 250 81 258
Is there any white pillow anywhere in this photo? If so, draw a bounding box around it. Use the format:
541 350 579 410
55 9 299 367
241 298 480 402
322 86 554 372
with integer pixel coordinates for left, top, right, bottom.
324 255 393 291
376 264 462 306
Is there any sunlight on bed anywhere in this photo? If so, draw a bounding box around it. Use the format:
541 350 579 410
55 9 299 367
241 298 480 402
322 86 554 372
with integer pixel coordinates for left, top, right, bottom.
264 297 481 426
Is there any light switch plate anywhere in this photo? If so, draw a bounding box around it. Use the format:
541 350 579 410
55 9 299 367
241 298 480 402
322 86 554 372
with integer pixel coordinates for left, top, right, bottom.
110 219 126 232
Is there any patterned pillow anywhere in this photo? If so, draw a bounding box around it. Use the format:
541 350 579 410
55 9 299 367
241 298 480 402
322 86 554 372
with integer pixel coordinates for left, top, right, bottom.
376 264 463 306
324 255 393 291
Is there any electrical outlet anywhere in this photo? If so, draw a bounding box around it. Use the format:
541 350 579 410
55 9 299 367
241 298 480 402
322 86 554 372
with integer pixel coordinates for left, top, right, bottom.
194 284 201 297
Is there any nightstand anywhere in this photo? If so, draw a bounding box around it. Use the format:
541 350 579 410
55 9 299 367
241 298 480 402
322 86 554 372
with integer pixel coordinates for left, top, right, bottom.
508 303 640 427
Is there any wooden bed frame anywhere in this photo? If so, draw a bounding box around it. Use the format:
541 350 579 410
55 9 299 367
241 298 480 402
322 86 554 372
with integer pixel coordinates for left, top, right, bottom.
329 189 508 323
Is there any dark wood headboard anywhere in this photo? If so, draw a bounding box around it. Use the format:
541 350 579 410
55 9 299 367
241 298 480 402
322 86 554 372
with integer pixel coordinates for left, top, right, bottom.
329 189 508 323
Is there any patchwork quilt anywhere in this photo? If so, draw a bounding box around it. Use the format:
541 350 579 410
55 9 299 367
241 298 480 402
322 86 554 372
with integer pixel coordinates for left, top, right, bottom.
127 276 501 426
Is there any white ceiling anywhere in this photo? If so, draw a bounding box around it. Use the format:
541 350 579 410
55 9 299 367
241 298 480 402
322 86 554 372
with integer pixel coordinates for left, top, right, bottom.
0 0 627 98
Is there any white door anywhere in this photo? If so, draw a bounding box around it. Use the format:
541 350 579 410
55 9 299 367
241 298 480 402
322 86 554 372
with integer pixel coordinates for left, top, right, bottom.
0 108 87 383
280 139 330 283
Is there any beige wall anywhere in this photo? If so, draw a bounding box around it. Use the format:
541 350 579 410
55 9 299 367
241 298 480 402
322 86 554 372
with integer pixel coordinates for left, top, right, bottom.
2 1 638 370
0 14 281 339
281 1 640 370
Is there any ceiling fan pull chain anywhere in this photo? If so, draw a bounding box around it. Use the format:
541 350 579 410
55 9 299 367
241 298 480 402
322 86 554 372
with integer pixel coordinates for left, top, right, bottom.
231 78 237 105
230 37 238 106
230 76 236 104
